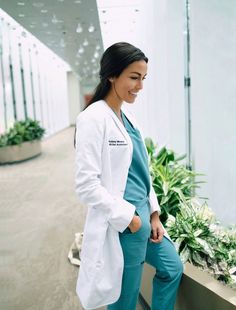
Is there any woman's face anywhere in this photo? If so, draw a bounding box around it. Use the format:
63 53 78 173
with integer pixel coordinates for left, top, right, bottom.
110 60 148 104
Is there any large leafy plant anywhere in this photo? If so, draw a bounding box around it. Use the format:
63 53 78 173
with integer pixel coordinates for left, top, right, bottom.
145 138 236 288
166 199 236 288
145 138 205 224
0 119 45 147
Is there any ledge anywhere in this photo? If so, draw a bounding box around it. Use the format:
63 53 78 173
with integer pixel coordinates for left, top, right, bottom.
140 262 236 310
0 140 42 164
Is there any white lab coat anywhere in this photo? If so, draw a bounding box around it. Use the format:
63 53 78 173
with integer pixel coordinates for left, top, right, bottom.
75 100 165 309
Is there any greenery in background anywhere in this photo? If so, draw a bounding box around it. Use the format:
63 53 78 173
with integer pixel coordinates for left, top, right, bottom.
145 138 205 225
145 138 236 289
0 119 45 147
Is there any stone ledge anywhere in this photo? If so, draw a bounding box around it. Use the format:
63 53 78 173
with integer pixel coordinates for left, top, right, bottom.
140 262 236 310
0 140 42 164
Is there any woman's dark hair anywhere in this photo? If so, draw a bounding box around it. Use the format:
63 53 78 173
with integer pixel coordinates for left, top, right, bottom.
87 42 148 107
74 42 148 147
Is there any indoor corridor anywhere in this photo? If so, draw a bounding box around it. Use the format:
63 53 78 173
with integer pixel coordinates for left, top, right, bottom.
0 127 144 310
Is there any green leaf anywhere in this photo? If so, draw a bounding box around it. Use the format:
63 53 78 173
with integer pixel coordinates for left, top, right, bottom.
196 238 214 258
180 245 191 263
163 181 169 196
192 251 206 267
0 118 45 147
194 229 203 237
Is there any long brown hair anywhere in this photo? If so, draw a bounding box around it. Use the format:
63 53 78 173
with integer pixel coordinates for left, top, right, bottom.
74 42 148 148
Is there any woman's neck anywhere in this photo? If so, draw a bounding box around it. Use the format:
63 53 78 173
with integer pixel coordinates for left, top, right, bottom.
104 95 124 125
104 95 123 117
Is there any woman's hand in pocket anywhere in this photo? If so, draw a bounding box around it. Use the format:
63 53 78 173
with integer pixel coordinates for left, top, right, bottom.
128 215 142 233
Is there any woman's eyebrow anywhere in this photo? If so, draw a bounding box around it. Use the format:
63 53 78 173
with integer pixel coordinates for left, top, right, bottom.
130 72 147 76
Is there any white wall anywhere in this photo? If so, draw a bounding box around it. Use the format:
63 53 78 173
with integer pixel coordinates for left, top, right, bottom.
140 0 236 225
0 9 70 138
97 0 185 153
191 0 236 224
67 72 81 125
137 0 185 155
97 0 236 224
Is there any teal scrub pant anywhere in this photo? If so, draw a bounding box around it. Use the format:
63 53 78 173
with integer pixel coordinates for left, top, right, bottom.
107 205 183 310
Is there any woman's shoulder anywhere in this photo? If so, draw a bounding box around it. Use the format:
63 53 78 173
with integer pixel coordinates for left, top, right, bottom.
76 100 107 123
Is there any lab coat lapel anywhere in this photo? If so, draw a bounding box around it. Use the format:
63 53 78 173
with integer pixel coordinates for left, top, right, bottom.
102 100 133 156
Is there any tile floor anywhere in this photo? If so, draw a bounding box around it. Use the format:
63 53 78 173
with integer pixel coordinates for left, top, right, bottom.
0 127 143 310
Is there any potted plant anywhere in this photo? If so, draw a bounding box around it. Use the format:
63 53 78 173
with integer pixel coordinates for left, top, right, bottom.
140 139 236 309
0 118 45 164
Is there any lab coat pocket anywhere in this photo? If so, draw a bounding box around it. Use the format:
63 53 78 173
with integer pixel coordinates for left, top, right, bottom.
132 209 151 240
108 135 129 161
123 211 142 235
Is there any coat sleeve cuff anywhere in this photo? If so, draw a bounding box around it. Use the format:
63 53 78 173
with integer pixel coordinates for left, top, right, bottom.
108 197 135 233
149 186 161 215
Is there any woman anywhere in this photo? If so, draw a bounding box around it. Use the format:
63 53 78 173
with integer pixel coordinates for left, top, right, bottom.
74 42 183 310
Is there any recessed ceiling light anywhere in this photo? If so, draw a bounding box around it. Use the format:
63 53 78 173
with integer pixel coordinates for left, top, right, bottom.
19 13 25 17
52 14 59 24
32 2 44 8
88 24 95 32
60 38 66 48
30 25 35 28
74 0 81 3
76 23 83 33
83 39 89 46
17 2 25 5
94 51 99 59
78 46 84 54
41 9 48 13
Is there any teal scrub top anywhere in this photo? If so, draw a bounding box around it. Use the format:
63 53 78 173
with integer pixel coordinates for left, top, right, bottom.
121 111 150 208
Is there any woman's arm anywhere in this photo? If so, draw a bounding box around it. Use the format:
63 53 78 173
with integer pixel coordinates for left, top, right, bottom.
75 113 136 233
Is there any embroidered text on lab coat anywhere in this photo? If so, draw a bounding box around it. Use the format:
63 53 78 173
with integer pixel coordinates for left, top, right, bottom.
109 140 128 146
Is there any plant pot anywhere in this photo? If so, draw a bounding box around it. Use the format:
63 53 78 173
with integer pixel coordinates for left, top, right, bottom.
140 262 236 310
0 140 42 164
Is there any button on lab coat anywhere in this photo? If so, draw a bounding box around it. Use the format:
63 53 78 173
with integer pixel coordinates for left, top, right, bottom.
75 100 163 309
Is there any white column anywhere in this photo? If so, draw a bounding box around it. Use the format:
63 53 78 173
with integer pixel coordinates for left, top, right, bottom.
67 71 81 125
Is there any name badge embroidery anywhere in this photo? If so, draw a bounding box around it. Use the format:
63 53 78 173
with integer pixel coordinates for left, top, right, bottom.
109 139 128 146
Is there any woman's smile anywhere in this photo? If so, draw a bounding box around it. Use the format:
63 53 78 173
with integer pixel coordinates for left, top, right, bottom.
129 91 138 97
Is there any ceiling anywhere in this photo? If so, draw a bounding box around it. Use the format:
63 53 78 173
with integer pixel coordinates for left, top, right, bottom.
0 0 104 87
97 0 142 48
